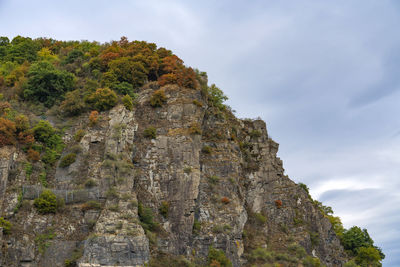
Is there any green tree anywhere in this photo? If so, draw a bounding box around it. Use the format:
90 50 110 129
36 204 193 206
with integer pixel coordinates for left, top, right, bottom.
355 247 382 267
341 226 374 255
85 87 117 111
23 61 75 107
5 36 40 63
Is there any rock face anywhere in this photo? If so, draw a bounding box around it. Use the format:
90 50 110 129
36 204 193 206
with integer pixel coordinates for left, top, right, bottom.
0 83 346 266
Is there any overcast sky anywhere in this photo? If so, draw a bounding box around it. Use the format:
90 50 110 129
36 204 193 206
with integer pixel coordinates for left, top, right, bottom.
1 0 399 265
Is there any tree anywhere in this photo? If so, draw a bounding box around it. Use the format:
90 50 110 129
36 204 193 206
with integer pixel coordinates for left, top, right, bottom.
107 57 148 88
85 88 117 111
341 226 374 255
23 61 75 107
5 36 40 63
355 247 382 267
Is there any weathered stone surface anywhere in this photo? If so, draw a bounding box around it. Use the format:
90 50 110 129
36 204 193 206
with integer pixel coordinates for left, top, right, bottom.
0 85 347 266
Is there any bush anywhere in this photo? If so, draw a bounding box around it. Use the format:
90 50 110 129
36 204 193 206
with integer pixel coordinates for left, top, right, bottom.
27 148 40 162
275 199 282 208
23 61 75 107
0 217 12 234
207 247 232 267
207 175 220 185
149 89 166 107
60 90 86 116
202 145 212 154
59 153 76 168
138 202 158 231
89 111 98 126
159 201 169 218
34 189 63 214
85 88 117 111
0 117 16 146
254 212 267 225
188 123 201 135
287 243 306 259
74 129 85 142
112 81 135 97
81 200 102 211
122 94 134 110
193 219 201 235
302 256 321 267
144 127 156 139
249 247 273 263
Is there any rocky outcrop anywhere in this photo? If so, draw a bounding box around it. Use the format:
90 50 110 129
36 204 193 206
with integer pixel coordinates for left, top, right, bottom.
0 83 346 266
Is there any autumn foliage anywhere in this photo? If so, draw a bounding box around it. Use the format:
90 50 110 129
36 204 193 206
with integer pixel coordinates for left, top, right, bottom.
89 111 99 126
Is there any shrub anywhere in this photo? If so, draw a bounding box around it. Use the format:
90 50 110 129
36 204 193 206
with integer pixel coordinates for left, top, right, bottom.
192 99 203 107
275 199 282 208
144 127 156 139
288 243 306 259
32 120 63 150
85 88 117 111
254 212 267 225
60 90 86 116
207 175 220 185
193 219 201 235
149 89 166 107
138 202 158 231
112 81 135 97
159 201 169 218
89 110 98 126
221 197 230 204
35 229 55 254
23 61 75 107
355 247 382 266
59 153 76 168
303 256 321 267
81 200 102 211
249 130 262 138
188 123 202 135
0 217 12 234
183 167 192 174
249 247 273 263
202 145 212 154
27 148 40 162
34 189 63 214
122 94 134 110
84 179 97 188
74 129 85 142
0 117 16 146
207 247 232 267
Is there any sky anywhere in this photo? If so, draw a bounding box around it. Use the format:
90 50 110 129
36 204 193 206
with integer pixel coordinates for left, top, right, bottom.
1 0 399 265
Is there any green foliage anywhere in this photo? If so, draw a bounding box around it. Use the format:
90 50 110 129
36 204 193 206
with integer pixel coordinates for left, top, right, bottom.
143 127 156 139
25 162 33 179
248 247 273 263
344 260 360 267
39 171 47 187
207 175 220 185
35 229 55 254
253 212 267 225
73 129 85 142
64 247 84 267
3 36 40 63
34 189 63 214
23 61 75 107
81 200 102 211
206 84 228 110
60 90 86 116
298 182 310 195
309 231 320 247
138 202 158 231
159 201 169 218
107 57 147 88
0 217 12 234
202 145 212 154
287 243 306 259
150 89 166 107
32 120 63 150
112 81 136 97
207 247 232 267
354 247 382 267
193 219 201 235
59 153 77 168
341 226 374 255
249 130 262 138
302 256 321 267
122 94 134 110
85 87 117 111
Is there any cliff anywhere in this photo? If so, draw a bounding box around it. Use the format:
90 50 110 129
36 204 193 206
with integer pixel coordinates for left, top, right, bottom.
0 82 347 267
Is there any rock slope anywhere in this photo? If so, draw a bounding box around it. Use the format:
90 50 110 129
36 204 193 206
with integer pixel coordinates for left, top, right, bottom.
0 83 346 266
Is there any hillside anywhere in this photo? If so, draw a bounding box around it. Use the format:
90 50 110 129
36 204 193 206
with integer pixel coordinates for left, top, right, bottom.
0 36 384 267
